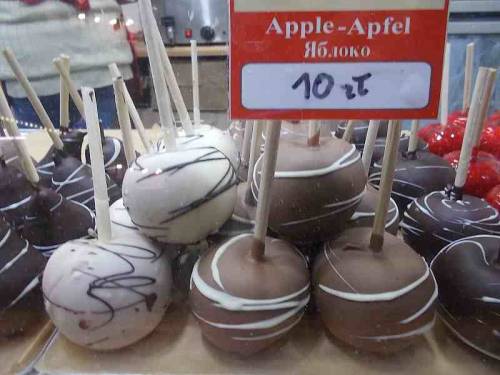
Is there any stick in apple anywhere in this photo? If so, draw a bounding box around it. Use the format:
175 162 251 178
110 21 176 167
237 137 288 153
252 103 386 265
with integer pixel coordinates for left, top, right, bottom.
252 120 281 259
3 48 64 150
462 42 475 112
453 67 496 199
407 119 420 154
361 120 380 177
191 39 201 128
142 0 194 135
0 84 40 184
82 87 112 242
370 120 402 251
307 120 320 146
58 55 70 129
138 0 176 149
244 120 264 205
439 43 451 126
342 120 356 142
108 63 152 152
112 75 136 165
53 57 85 119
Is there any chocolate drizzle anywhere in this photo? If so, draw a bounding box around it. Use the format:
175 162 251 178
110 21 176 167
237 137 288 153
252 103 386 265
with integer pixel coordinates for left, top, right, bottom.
431 235 500 360
123 145 238 244
253 137 366 244
190 234 310 355
42 236 172 350
313 227 437 353
85 136 129 186
369 150 455 218
401 191 500 262
22 188 95 256
51 150 121 211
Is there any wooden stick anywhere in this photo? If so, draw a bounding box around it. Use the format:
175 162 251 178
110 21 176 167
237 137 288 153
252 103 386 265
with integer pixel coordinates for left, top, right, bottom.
108 63 152 152
252 121 281 259
144 0 194 136
0 84 39 184
59 55 70 129
307 120 320 146
370 120 402 251
82 87 112 242
408 119 420 154
462 42 475 112
53 57 85 118
112 76 136 165
245 120 264 205
138 0 176 149
439 43 451 125
191 40 201 128
3 48 64 150
342 120 356 142
241 120 253 167
455 68 496 190
361 120 380 176
10 320 55 374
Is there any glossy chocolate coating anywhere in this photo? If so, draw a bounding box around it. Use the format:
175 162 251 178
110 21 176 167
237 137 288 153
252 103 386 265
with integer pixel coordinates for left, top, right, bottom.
84 136 129 186
0 158 35 230
346 185 400 235
190 234 310 355
51 150 121 211
335 120 388 148
431 235 500 360
253 137 366 244
22 188 95 257
369 150 455 218
401 191 500 262
0 217 46 337
313 227 437 353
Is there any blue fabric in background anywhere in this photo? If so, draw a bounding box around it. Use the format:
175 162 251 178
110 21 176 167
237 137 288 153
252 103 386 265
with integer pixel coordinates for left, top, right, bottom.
448 34 499 112
9 85 117 129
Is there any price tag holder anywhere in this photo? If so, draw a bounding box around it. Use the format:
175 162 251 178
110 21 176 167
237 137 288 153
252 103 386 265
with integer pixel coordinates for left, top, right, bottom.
230 0 450 120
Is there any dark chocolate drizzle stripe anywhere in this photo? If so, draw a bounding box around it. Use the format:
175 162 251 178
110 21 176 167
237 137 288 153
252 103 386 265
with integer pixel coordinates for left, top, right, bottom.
44 239 165 330
131 147 237 227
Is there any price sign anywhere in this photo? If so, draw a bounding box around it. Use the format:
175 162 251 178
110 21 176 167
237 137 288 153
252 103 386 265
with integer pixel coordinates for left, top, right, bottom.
230 0 450 120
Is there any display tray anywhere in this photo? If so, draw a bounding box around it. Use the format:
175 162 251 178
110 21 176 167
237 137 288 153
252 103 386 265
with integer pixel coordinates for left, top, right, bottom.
31 302 500 375
10 129 500 374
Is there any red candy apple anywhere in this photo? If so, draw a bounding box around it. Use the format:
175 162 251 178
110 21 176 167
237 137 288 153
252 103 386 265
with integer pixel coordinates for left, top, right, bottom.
418 122 442 143
428 124 465 156
479 124 500 159
448 110 468 128
444 150 500 198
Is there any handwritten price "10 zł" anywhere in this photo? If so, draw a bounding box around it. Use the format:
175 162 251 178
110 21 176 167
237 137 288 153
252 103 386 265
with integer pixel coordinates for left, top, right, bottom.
292 72 372 100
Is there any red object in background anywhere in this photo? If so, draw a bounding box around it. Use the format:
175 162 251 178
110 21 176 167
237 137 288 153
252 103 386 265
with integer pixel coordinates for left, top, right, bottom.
185 28 193 38
479 124 500 159
20 0 90 11
418 122 443 143
444 149 500 198
448 110 468 128
486 185 500 210
427 124 465 156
